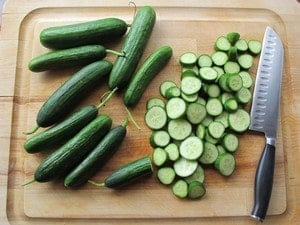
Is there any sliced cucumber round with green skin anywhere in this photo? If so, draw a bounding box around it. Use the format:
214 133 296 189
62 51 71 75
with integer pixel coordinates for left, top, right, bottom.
165 143 180 161
238 54 253 69
235 39 248 52
215 36 231 51
153 147 168 166
239 71 253 88
206 98 223 116
222 133 239 152
167 119 192 141
166 97 186 119
146 97 165 110
208 121 225 139
173 157 198 177
199 142 219 165
197 54 213 67
188 181 206 199
172 179 188 198
215 153 236 176
228 109 251 132
157 167 176 185
235 87 252 104
211 51 229 66
248 40 262 55
186 102 207 124
150 130 170 147
181 76 202 95
180 52 198 67
145 106 167 130
226 74 243 92
179 136 203 160
199 67 218 82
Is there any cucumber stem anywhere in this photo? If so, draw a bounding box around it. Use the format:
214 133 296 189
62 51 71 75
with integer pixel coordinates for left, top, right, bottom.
125 106 141 130
23 124 40 135
106 49 126 57
88 180 105 187
22 178 36 186
122 117 129 128
96 87 118 109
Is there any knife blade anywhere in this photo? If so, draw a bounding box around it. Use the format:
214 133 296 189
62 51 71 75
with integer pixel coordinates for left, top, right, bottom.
249 26 284 222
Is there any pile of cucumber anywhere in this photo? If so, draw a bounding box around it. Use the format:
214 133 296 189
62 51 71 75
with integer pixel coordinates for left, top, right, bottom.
145 32 262 199
24 6 171 189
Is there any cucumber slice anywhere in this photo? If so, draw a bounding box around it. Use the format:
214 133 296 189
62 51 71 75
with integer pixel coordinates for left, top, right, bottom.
150 130 170 147
215 36 231 51
146 97 165 110
248 40 262 55
239 71 253 88
168 119 192 141
197 54 213 67
166 97 186 119
181 76 202 95
238 54 253 69
228 109 251 132
179 136 203 160
199 67 218 82
172 179 188 198
145 106 167 130
214 153 236 176
208 121 225 139
180 52 198 67
199 142 219 165
235 87 252 104
222 133 239 153
157 167 176 185
188 181 206 199
211 51 228 66
186 102 207 124
153 147 168 166
165 143 180 161
173 157 198 177
235 39 248 52
206 98 223 116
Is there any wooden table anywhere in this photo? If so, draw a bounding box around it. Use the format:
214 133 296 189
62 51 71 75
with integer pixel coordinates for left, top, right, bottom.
0 0 299 224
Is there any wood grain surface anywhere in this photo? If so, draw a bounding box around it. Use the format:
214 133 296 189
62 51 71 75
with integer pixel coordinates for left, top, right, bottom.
0 0 299 225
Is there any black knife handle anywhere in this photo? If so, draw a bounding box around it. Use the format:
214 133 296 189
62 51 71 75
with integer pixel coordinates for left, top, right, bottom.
251 143 275 222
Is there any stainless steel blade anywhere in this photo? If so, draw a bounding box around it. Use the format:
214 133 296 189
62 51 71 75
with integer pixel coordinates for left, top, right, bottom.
249 26 284 145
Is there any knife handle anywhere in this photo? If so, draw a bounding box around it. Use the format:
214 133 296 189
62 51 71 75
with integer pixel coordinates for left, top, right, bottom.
251 143 275 222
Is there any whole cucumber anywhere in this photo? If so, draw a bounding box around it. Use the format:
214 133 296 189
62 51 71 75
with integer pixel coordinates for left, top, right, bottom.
40 18 128 49
34 115 112 182
29 45 117 72
108 6 156 90
64 120 128 187
124 45 173 107
89 156 153 189
24 105 98 154
36 60 112 127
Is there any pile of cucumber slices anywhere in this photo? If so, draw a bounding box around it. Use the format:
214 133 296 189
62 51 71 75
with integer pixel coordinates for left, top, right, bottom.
145 32 262 199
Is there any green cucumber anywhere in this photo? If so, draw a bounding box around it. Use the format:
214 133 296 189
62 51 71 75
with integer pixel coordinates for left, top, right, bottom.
108 6 156 90
124 45 173 107
40 18 128 49
24 105 98 153
36 60 112 128
89 156 153 188
34 115 112 182
64 119 128 187
24 88 117 154
29 45 123 72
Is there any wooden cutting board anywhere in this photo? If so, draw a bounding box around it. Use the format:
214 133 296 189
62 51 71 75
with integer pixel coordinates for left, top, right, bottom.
1 1 299 225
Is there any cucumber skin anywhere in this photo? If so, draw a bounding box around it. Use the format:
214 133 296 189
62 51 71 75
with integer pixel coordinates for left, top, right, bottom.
64 124 127 187
108 6 156 90
36 60 112 127
24 105 98 154
40 18 128 49
29 45 108 72
34 115 112 182
124 45 173 107
104 156 153 188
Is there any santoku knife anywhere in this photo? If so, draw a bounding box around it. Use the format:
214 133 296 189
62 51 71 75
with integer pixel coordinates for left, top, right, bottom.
249 26 284 222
